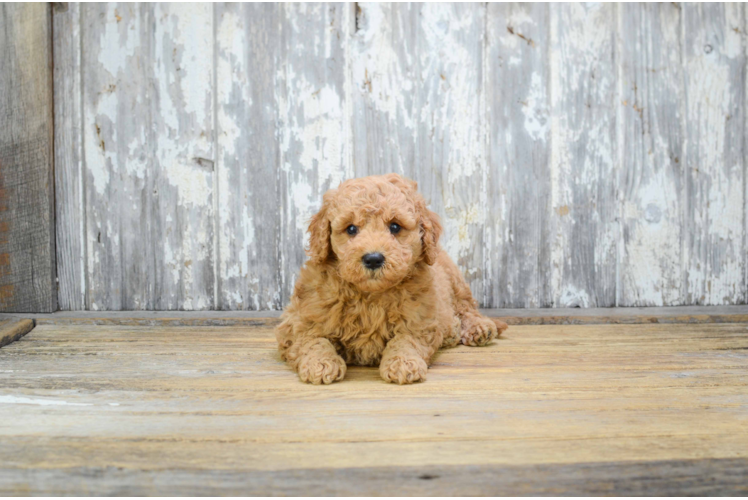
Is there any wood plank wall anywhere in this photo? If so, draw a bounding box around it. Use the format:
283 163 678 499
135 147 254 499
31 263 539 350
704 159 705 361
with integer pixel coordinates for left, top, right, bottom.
0 3 57 312
52 3 747 311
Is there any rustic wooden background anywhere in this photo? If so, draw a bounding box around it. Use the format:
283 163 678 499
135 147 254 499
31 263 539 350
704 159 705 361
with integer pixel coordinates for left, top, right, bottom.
0 3 56 313
41 3 747 311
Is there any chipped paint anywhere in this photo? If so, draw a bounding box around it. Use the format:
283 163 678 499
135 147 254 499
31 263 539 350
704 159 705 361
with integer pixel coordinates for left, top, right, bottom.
682 3 745 305
56 3 747 311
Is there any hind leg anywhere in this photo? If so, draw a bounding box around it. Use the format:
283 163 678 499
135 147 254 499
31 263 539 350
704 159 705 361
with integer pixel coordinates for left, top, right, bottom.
432 250 509 347
459 312 506 346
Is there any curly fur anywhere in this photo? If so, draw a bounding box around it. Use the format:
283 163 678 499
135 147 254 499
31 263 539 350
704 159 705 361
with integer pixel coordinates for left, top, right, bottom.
275 173 508 385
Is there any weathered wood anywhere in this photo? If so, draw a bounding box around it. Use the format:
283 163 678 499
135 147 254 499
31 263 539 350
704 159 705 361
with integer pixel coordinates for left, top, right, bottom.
415 4 487 297
80 4 217 311
1 321 748 494
81 4 155 310
682 4 746 305
485 3 551 308
215 3 282 310
278 3 353 304
0 3 56 312
619 4 685 307
2 458 748 496
53 2 86 310
151 3 216 310
351 3 417 179
352 4 486 296
0 319 33 348
52 3 748 311
549 3 618 308
1 304 746 327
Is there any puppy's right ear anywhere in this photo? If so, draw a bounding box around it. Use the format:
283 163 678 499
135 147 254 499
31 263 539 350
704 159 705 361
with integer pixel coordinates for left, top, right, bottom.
306 191 334 264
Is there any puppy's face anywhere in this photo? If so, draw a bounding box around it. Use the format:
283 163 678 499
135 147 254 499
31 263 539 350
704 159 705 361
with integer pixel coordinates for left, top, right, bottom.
307 174 442 293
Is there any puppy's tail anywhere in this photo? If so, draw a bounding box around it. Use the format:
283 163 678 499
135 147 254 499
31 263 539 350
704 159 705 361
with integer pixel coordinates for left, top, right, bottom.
491 318 509 336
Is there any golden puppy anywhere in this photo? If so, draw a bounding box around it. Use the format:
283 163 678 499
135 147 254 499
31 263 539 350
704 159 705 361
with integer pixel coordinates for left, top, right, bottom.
275 173 507 384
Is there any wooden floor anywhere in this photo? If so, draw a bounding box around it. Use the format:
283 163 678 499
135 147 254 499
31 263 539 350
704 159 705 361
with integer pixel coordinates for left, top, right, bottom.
1 316 748 495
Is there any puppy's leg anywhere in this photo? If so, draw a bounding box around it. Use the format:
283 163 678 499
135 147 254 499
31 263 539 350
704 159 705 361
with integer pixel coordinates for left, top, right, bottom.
439 254 508 346
286 337 347 385
459 313 507 347
379 334 436 385
440 315 462 348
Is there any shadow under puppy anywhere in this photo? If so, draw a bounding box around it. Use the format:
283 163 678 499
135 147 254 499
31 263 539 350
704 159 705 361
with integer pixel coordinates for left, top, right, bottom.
275 173 507 384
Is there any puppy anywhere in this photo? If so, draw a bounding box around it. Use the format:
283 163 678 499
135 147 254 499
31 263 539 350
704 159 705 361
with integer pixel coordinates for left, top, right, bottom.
275 173 507 384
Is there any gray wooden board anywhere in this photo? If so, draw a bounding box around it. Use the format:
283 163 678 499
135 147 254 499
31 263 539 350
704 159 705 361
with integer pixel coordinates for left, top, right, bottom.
351 3 417 179
2 458 747 496
215 3 282 311
52 3 748 311
278 3 353 304
618 3 685 307
0 3 56 313
550 3 618 308
80 3 156 310
486 3 551 308
416 3 487 298
682 4 745 306
53 2 86 311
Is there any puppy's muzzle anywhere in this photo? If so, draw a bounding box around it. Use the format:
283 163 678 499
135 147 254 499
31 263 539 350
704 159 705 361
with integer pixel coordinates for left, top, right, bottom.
362 252 385 270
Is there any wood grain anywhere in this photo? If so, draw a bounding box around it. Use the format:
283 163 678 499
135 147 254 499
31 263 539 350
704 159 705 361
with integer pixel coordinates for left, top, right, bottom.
81 4 155 310
52 3 748 311
0 319 33 348
682 4 746 306
0 3 56 312
53 2 86 310
2 458 747 496
151 3 216 310
351 3 417 178
486 3 551 308
278 3 353 304
215 3 282 311
619 3 685 307
550 3 618 308
1 321 747 494
415 3 486 297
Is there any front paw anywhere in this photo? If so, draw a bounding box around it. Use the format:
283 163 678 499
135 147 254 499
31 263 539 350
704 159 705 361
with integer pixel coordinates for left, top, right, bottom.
461 316 499 347
380 355 428 385
298 354 347 385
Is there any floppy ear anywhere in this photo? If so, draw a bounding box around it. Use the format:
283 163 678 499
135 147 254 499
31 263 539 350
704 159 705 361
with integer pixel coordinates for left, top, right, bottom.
306 193 334 265
419 203 442 266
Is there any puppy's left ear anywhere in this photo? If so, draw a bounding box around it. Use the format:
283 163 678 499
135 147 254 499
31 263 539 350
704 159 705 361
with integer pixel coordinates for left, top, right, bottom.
419 204 442 266
306 192 334 265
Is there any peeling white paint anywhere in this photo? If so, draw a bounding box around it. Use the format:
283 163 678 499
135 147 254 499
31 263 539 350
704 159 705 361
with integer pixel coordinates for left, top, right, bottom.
98 4 141 78
58 3 748 311
683 3 745 305
522 73 548 142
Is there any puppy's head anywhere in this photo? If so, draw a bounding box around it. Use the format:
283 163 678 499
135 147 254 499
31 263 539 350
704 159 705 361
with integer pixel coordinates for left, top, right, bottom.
307 173 442 292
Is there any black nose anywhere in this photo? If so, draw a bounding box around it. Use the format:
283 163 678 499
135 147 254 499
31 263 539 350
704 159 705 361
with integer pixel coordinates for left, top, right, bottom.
362 252 385 270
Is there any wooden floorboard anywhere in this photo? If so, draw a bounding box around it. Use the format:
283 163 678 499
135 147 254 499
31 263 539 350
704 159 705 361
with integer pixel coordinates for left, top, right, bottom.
1 321 747 495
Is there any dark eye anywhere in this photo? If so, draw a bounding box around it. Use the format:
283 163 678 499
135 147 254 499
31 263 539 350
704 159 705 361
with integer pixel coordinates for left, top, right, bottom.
346 225 358 236
389 222 401 234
